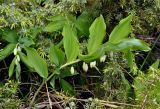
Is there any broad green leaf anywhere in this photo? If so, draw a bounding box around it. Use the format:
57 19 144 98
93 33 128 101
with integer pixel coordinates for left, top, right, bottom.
150 59 159 69
2 29 18 43
16 62 21 82
44 14 66 32
75 11 91 36
19 37 35 47
44 21 66 32
121 73 131 91
104 38 151 52
50 14 66 22
49 44 65 66
66 14 76 25
109 15 132 44
87 15 106 53
62 24 79 62
30 27 42 39
25 47 48 78
0 44 16 62
9 57 16 78
133 75 145 101
50 76 56 89
79 46 104 62
60 79 75 96
18 51 34 71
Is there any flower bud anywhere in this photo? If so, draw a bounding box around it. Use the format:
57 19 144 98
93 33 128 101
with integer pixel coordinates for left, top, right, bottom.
16 55 20 62
17 46 21 52
100 55 106 62
15 58 18 65
90 61 96 68
82 62 88 72
88 97 92 101
13 47 17 55
69 102 75 107
70 66 74 75
103 82 107 86
65 107 70 109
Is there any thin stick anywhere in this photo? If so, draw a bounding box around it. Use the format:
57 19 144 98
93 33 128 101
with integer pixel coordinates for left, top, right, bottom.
29 79 45 107
46 82 52 109
140 34 160 70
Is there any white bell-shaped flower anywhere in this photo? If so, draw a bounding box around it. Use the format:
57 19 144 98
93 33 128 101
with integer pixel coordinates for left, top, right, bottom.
70 66 75 75
17 46 21 52
69 101 75 107
100 55 107 62
82 62 88 72
65 107 71 109
13 47 17 55
16 55 20 62
90 61 96 68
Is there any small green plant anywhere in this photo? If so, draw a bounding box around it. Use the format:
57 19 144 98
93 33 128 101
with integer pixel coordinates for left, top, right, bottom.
133 59 160 108
0 81 22 109
0 11 151 107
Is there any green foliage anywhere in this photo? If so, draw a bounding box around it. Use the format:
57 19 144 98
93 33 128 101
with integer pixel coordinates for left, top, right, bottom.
60 79 75 96
25 47 48 78
49 44 65 67
44 14 66 32
108 15 132 44
9 57 16 78
75 11 91 36
133 60 160 108
0 81 21 109
2 29 18 43
62 24 80 62
0 44 16 61
87 15 106 53
0 1 159 108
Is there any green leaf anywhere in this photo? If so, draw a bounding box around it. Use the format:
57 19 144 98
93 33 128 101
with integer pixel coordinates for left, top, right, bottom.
104 38 151 52
9 57 16 78
50 14 66 22
25 47 48 78
87 15 106 53
44 21 65 32
75 11 91 36
49 44 65 66
121 73 131 91
79 46 104 62
30 27 42 39
2 29 18 43
133 75 145 101
44 14 66 32
19 37 35 47
18 51 34 71
150 59 159 69
62 24 79 62
50 76 56 89
109 15 132 44
60 79 75 96
16 62 21 82
0 44 16 62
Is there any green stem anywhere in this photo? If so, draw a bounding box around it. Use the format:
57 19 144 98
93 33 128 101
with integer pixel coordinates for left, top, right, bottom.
140 34 160 70
29 79 46 107
60 59 81 69
3 60 7 68
29 59 81 107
